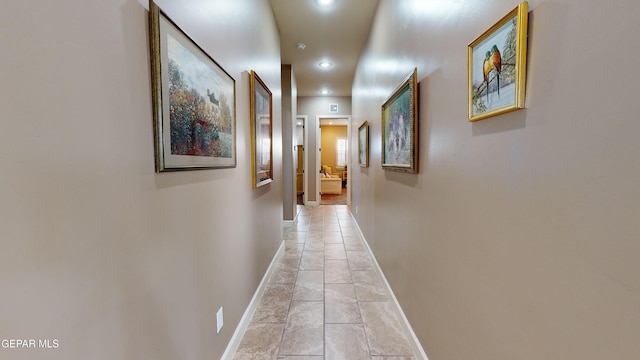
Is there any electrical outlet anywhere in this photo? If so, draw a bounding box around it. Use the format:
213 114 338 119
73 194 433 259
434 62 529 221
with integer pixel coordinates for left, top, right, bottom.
216 307 224 334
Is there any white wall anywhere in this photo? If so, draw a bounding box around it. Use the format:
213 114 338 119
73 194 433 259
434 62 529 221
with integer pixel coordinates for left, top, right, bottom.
0 0 282 359
352 0 640 359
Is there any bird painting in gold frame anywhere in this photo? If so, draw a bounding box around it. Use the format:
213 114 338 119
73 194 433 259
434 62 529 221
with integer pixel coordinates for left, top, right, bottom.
468 1 529 122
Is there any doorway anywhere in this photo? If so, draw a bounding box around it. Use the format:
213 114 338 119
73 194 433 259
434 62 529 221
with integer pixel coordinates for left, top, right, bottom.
295 116 307 205
317 115 351 206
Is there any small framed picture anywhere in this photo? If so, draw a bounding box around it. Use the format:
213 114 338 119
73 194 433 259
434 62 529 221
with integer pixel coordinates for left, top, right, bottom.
358 121 369 167
330 103 339 113
468 1 529 121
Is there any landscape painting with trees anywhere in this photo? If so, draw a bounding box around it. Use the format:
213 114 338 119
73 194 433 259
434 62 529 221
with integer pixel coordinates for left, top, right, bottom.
167 34 234 158
150 1 236 171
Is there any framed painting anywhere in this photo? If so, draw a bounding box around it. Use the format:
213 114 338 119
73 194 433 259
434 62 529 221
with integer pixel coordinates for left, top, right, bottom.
250 70 273 188
358 121 369 167
149 0 236 172
468 1 528 122
381 68 418 173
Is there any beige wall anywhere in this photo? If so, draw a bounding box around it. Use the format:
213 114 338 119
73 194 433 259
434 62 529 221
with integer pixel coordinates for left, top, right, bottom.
298 96 351 202
281 65 297 221
352 0 640 359
0 1 282 359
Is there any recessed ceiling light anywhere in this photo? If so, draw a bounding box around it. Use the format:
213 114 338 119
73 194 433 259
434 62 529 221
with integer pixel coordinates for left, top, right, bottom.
319 61 332 68
296 43 306 50
317 0 335 5
321 89 329 95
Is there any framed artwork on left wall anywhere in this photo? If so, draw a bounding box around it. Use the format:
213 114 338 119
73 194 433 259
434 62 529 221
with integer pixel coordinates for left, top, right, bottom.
250 70 273 188
149 0 236 172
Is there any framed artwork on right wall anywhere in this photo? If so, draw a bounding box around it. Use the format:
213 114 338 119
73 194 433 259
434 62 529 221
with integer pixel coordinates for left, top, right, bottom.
358 121 369 167
468 1 529 122
381 68 418 173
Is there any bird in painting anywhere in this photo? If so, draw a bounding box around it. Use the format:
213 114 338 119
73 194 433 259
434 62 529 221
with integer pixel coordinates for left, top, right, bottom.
481 45 503 100
482 51 492 101
490 44 502 97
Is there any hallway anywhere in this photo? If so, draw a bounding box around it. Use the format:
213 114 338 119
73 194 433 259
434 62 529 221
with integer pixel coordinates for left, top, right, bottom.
232 205 419 359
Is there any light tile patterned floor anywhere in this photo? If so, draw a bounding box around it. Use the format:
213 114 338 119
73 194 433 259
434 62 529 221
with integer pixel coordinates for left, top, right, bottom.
233 205 418 360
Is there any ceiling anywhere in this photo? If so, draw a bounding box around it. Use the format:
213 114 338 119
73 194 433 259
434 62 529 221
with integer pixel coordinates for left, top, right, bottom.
269 0 380 97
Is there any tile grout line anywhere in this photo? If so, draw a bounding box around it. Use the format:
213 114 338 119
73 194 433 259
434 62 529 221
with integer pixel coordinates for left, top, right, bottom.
276 231 298 358
321 212 326 358
344 219 374 359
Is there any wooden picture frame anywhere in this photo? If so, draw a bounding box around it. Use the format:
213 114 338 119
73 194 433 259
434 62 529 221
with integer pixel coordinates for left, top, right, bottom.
358 121 369 167
250 70 273 188
381 68 418 173
149 0 236 172
468 1 529 122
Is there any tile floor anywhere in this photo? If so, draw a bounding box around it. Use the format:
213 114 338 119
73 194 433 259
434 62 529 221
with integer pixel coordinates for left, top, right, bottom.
232 205 419 360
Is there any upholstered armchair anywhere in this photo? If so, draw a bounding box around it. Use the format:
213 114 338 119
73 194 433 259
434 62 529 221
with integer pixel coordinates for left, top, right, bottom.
321 165 341 179
320 165 342 194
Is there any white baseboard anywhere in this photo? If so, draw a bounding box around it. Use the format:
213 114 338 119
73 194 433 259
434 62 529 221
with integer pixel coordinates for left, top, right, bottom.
351 213 429 360
305 200 319 206
282 220 294 228
220 241 286 360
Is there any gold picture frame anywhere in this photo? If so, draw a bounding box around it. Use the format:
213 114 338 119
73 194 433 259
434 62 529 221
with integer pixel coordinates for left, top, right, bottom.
149 0 236 171
468 1 528 122
381 68 418 173
250 70 273 188
358 121 369 167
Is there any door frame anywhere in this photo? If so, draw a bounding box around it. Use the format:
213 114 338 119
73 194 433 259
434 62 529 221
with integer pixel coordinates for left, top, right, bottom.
316 114 352 206
296 115 308 205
